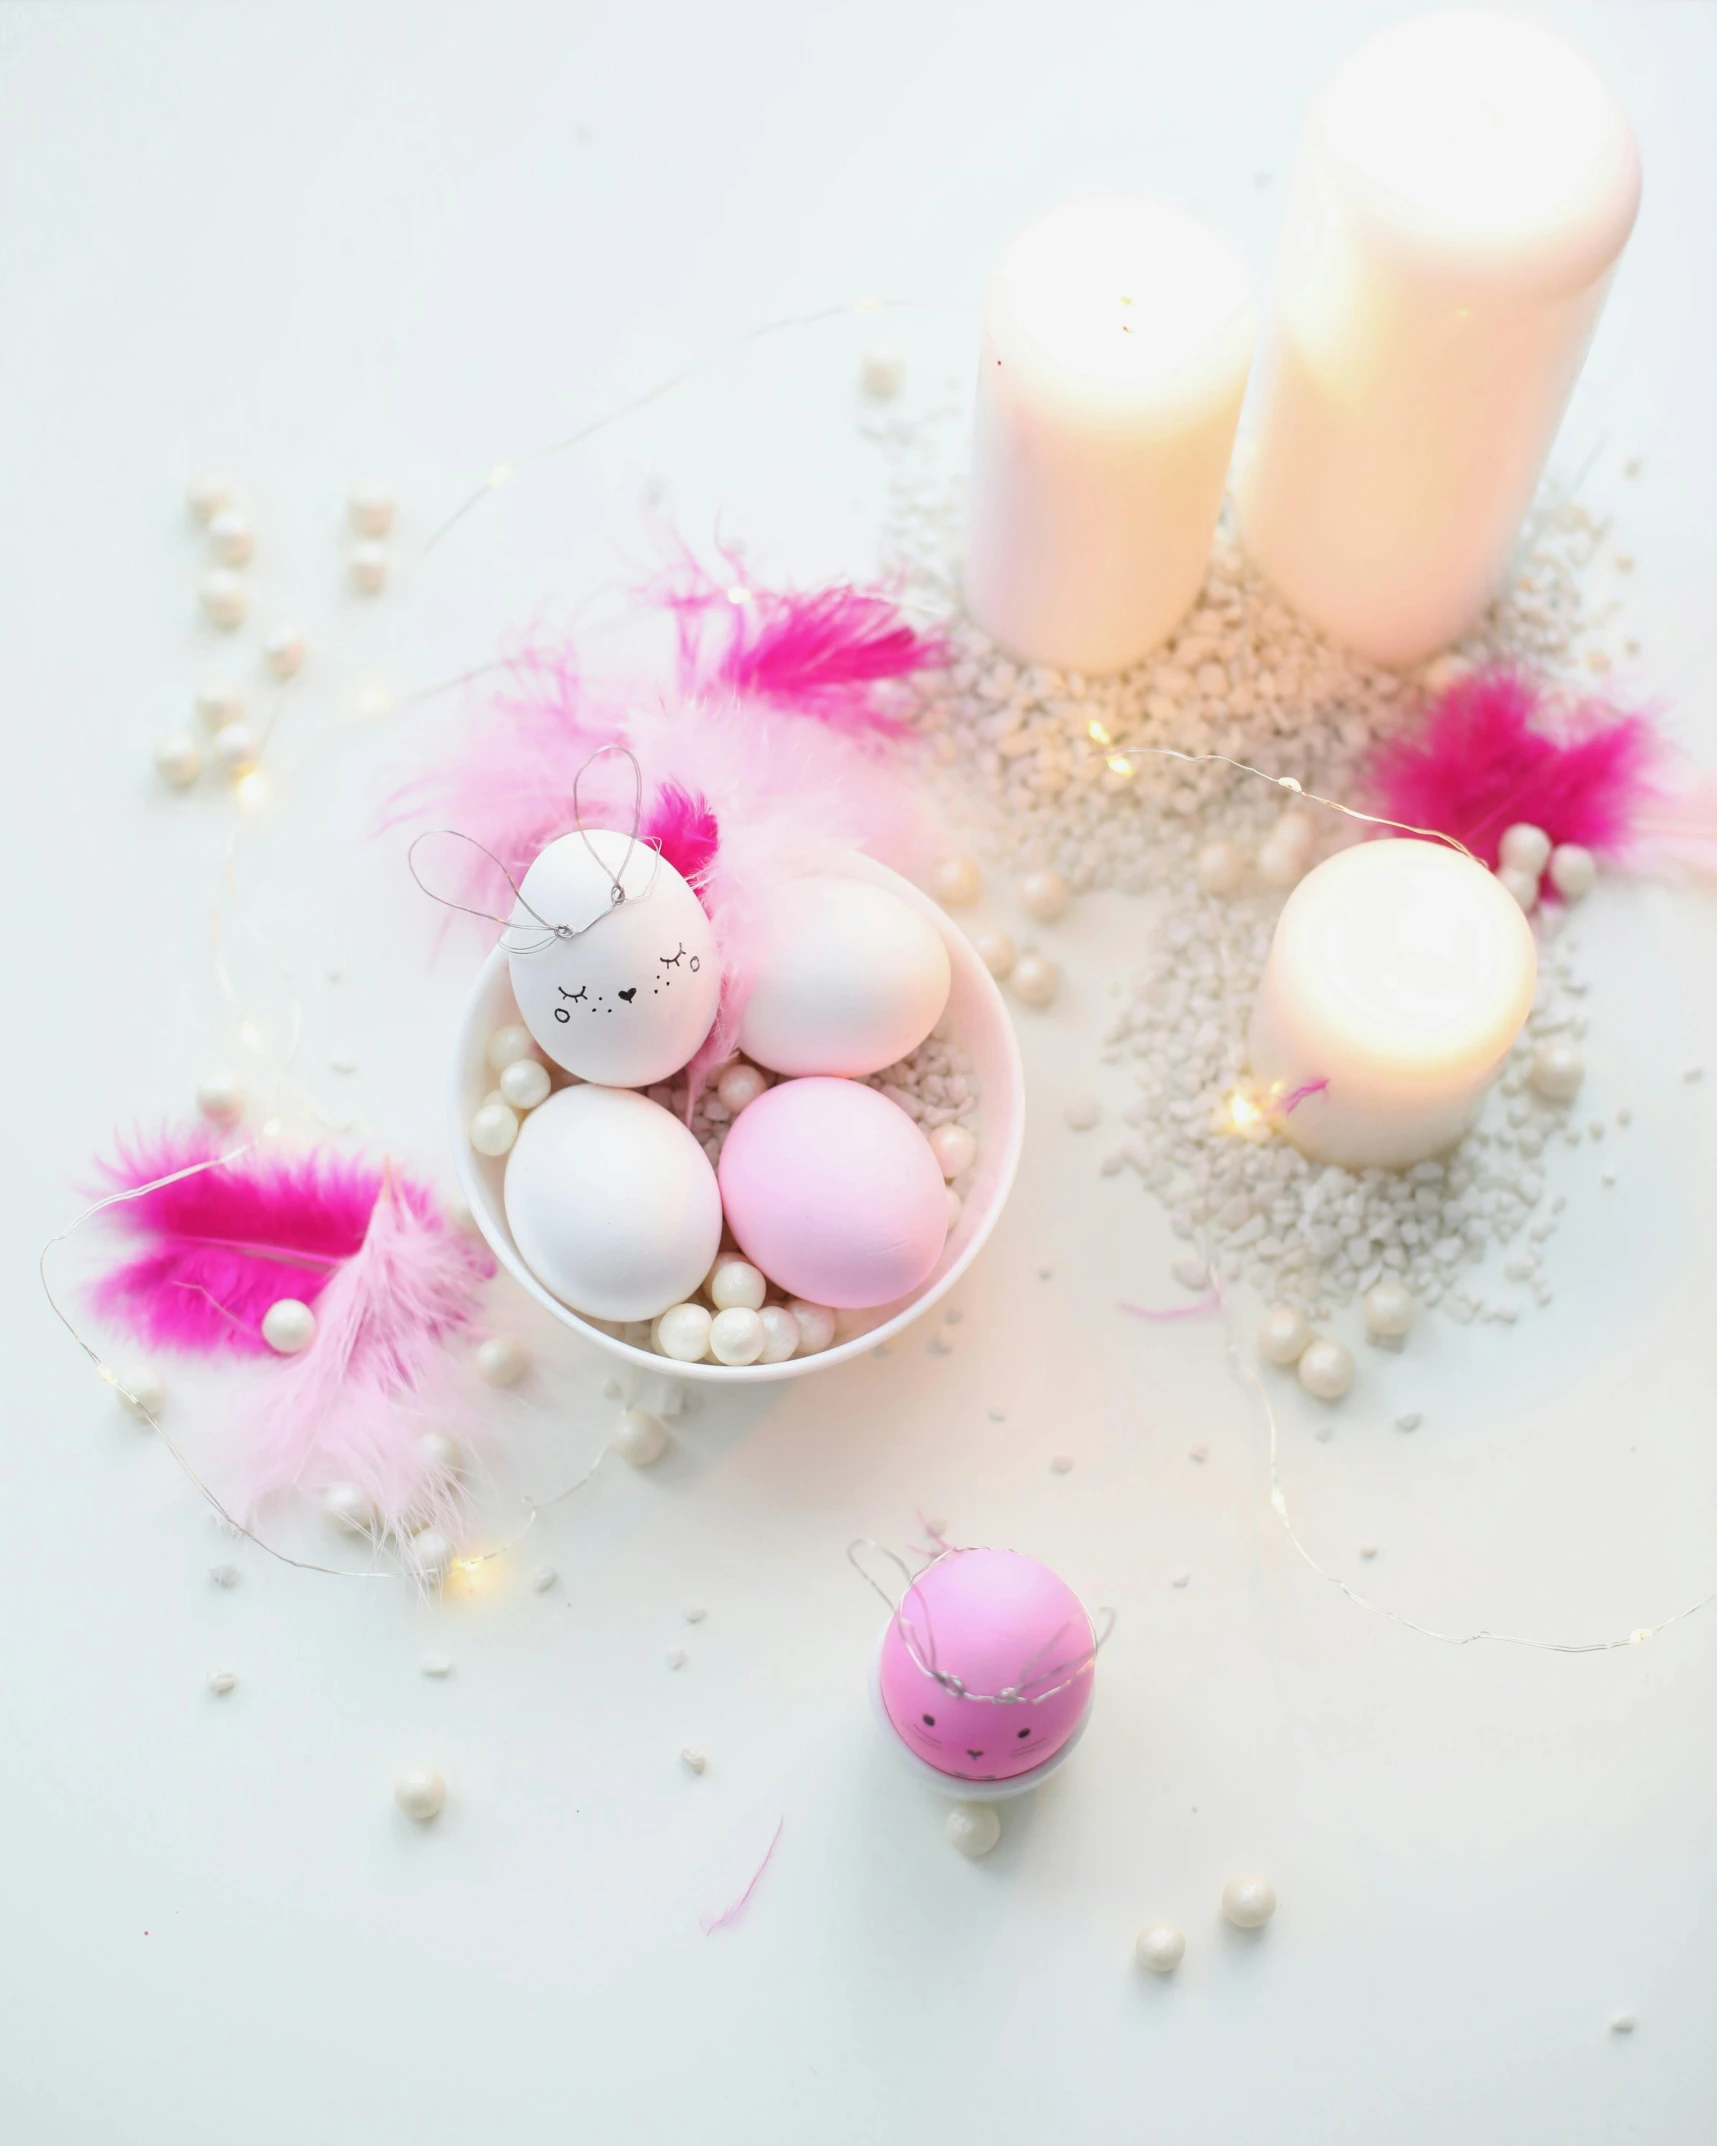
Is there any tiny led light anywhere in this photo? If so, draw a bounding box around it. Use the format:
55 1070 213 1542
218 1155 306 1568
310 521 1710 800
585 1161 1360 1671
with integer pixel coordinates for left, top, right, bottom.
1228 1090 1263 1131
1087 719 1113 746
236 770 268 809
1106 754 1133 777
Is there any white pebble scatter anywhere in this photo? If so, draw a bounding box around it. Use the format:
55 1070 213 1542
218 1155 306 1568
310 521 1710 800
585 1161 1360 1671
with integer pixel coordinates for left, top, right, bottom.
532 1567 558 1595
869 430 1621 1333
154 731 202 787
420 1654 454 1678
1359 1541 1380 1560
861 349 906 401
1395 1411 1423 1432
262 624 306 679
1684 1066 1705 1085
665 1648 687 1671
1050 1453 1073 1474
928 1333 954 1356
348 540 389 594
684 1606 706 1624
200 568 248 629
602 1378 623 1399
1189 1441 1209 1463
1063 1094 1102 1131
1171 1569 1190 1589
206 1667 237 1696
680 1748 707 1775
1610 2014 1637 2036
209 1562 238 1589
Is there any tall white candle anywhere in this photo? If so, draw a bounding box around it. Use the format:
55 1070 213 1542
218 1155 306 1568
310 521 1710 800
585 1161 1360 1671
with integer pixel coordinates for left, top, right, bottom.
1247 840 1536 1170
1238 10 1640 668
964 198 1254 675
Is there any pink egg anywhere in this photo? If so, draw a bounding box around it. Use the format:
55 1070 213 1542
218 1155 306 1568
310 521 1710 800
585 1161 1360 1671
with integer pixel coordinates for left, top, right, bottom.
717 1077 947 1310
878 1548 1097 1783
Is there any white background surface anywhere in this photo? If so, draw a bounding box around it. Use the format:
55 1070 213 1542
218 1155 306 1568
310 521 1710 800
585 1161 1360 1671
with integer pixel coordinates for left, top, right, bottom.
6 4 1717 2141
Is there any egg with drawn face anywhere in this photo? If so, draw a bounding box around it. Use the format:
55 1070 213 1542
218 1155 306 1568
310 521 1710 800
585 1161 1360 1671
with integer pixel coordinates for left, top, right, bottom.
877 1547 1098 1783
507 828 720 1087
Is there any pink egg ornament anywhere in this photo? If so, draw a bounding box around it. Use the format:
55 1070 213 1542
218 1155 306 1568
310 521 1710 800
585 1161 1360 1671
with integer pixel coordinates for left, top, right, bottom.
876 1547 1098 1786
717 1077 948 1311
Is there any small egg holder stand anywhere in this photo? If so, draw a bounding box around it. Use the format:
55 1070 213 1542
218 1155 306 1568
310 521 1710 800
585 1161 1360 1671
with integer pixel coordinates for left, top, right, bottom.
450 851 1026 1386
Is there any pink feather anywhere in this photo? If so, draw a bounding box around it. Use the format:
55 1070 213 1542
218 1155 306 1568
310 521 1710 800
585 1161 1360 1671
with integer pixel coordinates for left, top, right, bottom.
91 1129 393 1355
1365 667 1664 870
641 780 720 895
1628 768 1717 882
242 1170 493 1553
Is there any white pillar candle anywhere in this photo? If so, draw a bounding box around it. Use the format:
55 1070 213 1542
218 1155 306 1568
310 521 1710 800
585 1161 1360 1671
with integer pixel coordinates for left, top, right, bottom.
1247 841 1536 1169
964 198 1254 675
1237 10 1640 667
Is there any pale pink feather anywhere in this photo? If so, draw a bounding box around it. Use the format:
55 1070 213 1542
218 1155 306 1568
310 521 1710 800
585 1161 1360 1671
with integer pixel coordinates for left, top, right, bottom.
1628 768 1717 881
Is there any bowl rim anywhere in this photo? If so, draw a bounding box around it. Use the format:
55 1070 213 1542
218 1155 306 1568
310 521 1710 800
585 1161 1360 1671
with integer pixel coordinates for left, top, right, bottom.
448 853 1025 1384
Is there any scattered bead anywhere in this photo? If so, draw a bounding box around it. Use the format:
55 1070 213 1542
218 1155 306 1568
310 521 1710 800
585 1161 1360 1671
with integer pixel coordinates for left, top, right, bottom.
261 1298 316 1354
1172 1255 1209 1291
709 1255 767 1313
1257 1304 1311 1366
602 1377 623 1398
394 1767 446 1822
614 1408 668 1465
1497 863 1540 912
154 731 202 787
680 1748 707 1774
1255 835 1308 890
206 1667 237 1696
1684 1066 1706 1084
928 1122 978 1180
1609 2013 1636 2036
498 1057 551 1111
209 1562 238 1588
757 1304 802 1363
412 1530 455 1584
348 482 396 536
200 568 248 629
469 1099 519 1156
1499 822 1552 877
709 1307 766 1366
420 1429 461 1477
211 720 259 777
1547 842 1596 900
1297 1336 1355 1400
1222 1875 1276 1929
1189 1441 1209 1462
946 1803 1002 1858
930 854 982 907
421 1653 454 1677
262 625 306 680
1171 1569 1190 1588
1530 1038 1585 1102
684 1606 706 1623
1020 868 1070 922
1359 1541 1379 1559
532 1566 558 1594
186 473 234 523
1050 1453 1073 1474
716 1061 768 1114
656 1302 714 1363
1363 1279 1416 1346
788 1300 837 1354
195 679 245 730
324 1482 376 1533
1601 1167 1617 1187
207 507 255 566
1134 1923 1185 1973
116 1362 166 1420
1010 952 1060 1008
860 349 906 400
1395 1411 1423 1432
664 1648 687 1672
475 1336 528 1386
973 929 1016 979
486 1025 536 1072
348 541 389 594
1063 1094 1101 1131
1195 839 1247 897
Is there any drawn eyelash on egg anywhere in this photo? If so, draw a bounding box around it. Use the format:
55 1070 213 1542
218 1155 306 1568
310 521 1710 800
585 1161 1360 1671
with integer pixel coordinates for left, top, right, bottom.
660 945 686 968
552 984 589 1023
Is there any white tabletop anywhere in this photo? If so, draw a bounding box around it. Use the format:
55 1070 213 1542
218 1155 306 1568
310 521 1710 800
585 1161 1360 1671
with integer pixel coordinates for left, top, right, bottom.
6 4 1717 2140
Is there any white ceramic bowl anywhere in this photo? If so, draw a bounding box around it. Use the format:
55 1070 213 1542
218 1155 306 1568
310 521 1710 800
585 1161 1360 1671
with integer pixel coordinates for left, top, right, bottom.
449 854 1025 1385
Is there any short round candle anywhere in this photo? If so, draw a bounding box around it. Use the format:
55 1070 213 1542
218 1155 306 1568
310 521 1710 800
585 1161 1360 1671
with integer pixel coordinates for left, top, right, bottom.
877 1547 1097 1784
716 1077 947 1310
1247 840 1537 1169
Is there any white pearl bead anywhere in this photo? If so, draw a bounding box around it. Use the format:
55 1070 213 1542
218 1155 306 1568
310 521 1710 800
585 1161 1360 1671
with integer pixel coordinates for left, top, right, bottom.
485 1025 536 1073
973 929 1016 978
394 1767 446 1821
200 569 248 629
116 1361 165 1419
262 625 306 680
412 1529 455 1582
1273 809 1317 859
1020 868 1070 922
655 1303 713 1362
1134 1922 1186 1973
1063 1095 1101 1131
349 483 396 537
1497 863 1540 911
1195 839 1247 896
931 854 982 907
1548 842 1596 900
469 1100 519 1157
1499 822 1552 876
532 1566 558 1593
1297 1337 1354 1400
498 1057 551 1111
613 1408 668 1464
716 1061 768 1114
709 1256 766 1313
860 348 906 400
211 721 259 777
208 507 255 566
420 1429 461 1476
757 1305 801 1363
945 1187 963 1232
186 473 235 524
261 1298 316 1354
1364 1279 1416 1342
1221 1874 1277 1929
1010 953 1060 1008
348 541 389 594
421 1653 454 1677
206 1667 237 1696
1256 837 1308 890
195 1072 244 1125
323 1482 376 1532
1530 1038 1585 1102
680 1747 708 1774
946 1802 1002 1857
789 1300 837 1354
195 679 245 731
154 731 202 787
474 1336 528 1386
929 1122 978 1180
709 1307 766 1366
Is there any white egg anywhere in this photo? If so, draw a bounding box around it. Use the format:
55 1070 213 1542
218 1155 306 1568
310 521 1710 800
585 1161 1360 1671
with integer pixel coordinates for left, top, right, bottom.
736 877 951 1078
507 828 720 1087
504 1084 722 1322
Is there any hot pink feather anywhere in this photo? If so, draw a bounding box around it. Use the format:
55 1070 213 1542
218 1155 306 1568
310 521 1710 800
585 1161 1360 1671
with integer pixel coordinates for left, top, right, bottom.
1365 667 1663 870
641 780 721 895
